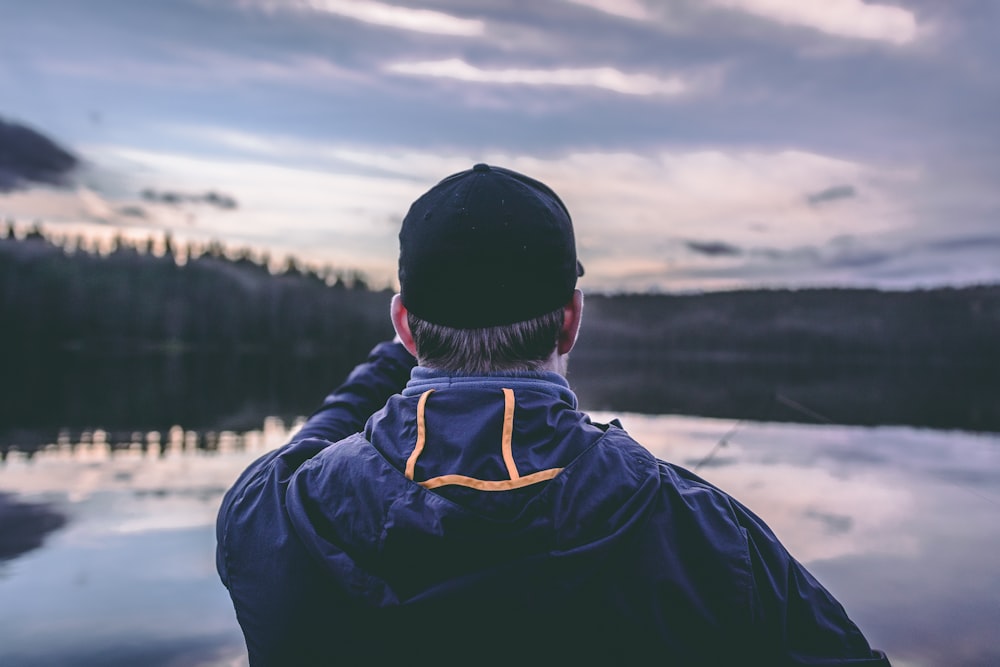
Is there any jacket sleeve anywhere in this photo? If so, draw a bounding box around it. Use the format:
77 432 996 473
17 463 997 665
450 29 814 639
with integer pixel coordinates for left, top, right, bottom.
293 340 416 443
735 498 892 666
218 339 414 583
215 340 414 664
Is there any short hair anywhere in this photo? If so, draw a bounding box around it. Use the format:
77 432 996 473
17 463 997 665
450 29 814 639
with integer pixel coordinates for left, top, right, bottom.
407 306 564 374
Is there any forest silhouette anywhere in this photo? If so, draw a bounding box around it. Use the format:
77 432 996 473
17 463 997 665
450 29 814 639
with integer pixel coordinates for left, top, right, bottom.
2 223 999 447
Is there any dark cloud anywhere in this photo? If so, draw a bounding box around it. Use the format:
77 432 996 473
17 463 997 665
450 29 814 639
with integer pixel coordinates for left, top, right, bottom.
0 118 78 193
804 509 853 536
686 240 742 257
117 205 148 219
807 185 857 206
752 240 890 271
669 228 1000 289
924 234 1000 252
141 189 238 210
823 249 892 269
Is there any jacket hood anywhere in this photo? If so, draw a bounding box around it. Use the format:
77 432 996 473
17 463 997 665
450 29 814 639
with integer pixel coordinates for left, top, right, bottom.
284 374 662 608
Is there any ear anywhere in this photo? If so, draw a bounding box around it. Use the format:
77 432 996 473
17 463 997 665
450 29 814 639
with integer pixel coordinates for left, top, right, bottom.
390 294 419 358
557 289 584 355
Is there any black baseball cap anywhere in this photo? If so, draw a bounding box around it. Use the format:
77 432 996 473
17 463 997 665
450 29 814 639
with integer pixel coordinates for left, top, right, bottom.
398 163 583 329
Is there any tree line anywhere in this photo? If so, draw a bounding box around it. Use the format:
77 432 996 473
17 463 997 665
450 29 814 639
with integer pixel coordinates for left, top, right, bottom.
1 223 392 362
580 288 1000 366
2 223 999 367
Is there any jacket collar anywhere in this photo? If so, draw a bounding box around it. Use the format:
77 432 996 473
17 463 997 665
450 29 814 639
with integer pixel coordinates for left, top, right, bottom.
402 366 578 409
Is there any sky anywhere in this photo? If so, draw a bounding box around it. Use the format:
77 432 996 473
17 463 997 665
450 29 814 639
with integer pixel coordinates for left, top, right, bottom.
1 0 998 293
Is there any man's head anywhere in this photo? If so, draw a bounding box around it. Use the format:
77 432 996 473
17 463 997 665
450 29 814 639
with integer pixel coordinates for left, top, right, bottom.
391 163 583 373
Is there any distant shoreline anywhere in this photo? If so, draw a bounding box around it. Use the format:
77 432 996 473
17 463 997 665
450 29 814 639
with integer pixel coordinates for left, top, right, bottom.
3 232 999 441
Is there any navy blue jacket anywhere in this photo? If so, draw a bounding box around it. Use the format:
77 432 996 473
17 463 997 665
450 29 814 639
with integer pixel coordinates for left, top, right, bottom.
217 342 890 665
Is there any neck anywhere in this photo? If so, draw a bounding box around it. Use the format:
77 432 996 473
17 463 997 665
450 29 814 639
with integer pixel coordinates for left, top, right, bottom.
538 351 569 376
415 351 570 377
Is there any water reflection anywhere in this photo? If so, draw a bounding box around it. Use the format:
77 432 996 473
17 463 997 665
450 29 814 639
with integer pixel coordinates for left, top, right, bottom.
0 493 67 562
0 351 356 443
0 415 998 666
3 352 999 453
0 417 298 667
626 414 1000 667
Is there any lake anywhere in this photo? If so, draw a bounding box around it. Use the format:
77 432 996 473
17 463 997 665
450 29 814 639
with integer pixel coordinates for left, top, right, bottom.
1 411 997 667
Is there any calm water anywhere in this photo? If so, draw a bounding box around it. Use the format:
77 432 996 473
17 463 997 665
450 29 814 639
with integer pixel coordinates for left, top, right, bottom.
1 414 998 667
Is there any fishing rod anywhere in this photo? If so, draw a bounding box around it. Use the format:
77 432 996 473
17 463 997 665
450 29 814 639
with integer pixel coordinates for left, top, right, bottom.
692 418 745 472
691 391 814 471
694 391 1000 507
694 392 838 471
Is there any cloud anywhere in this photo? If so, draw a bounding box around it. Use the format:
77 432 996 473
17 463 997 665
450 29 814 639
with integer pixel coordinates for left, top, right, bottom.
656 226 1000 292
804 509 853 536
116 205 149 219
0 118 79 193
162 124 467 181
140 189 238 210
385 59 689 96
807 184 857 206
90 143 431 278
925 234 1000 253
563 0 649 21
707 0 919 45
245 0 484 36
686 240 743 257
37 49 366 91
823 248 891 269
77 187 118 222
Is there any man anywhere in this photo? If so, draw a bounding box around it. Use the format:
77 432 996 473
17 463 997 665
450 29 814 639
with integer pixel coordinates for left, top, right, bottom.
217 163 890 665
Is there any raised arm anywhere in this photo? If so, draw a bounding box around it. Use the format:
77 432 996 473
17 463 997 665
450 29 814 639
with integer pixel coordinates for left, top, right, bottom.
293 339 415 443
217 339 414 588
